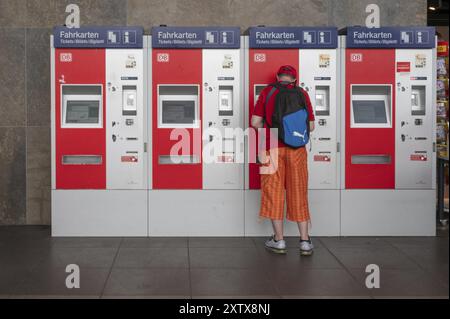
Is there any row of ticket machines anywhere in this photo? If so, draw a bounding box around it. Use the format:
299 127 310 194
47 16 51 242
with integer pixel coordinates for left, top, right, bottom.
51 26 437 237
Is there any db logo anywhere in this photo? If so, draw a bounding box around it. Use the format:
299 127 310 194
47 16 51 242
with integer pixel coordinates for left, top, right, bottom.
157 53 169 63
350 53 363 62
60 53 72 62
254 53 266 63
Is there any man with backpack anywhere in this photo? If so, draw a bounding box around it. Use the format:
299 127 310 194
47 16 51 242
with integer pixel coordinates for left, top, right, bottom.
251 65 315 256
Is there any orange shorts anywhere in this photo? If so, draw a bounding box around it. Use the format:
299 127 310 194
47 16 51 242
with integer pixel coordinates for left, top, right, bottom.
259 147 310 222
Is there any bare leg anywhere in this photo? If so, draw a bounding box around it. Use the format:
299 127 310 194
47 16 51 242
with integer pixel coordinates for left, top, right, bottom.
297 221 309 241
271 219 284 241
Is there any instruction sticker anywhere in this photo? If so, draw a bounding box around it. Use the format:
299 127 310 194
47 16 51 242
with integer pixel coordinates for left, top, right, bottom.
319 54 330 68
396 62 411 73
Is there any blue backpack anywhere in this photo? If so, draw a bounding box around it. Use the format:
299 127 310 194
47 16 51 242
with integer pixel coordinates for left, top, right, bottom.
264 82 310 148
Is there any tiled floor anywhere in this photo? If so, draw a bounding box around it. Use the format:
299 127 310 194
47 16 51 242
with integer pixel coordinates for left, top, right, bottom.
0 226 448 299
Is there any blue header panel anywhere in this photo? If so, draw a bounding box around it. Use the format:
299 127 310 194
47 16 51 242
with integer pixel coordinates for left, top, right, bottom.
54 26 144 48
152 27 240 49
248 27 338 49
346 26 435 49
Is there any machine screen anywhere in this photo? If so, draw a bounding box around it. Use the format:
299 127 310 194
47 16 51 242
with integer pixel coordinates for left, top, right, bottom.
352 100 388 124
411 86 426 116
162 101 196 124
65 100 100 124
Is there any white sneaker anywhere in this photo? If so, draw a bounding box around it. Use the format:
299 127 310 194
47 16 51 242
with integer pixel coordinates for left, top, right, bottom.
264 235 287 254
300 238 314 256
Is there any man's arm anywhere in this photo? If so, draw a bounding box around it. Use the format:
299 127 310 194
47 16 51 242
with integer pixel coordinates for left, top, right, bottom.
251 87 268 129
302 89 316 132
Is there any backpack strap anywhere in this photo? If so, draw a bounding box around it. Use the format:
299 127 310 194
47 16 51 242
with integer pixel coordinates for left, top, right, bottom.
296 87 307 107
262 85 278 126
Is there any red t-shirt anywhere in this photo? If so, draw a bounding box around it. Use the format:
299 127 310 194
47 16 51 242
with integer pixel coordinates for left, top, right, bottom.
252 82 315 150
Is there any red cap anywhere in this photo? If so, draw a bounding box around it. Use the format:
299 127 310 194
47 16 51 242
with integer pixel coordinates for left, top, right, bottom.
277 65 297 79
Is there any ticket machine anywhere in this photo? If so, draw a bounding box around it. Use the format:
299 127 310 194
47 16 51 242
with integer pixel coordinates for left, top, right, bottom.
244 27 340 236
148 27 244 236
51 27 147 236
340 26 436 235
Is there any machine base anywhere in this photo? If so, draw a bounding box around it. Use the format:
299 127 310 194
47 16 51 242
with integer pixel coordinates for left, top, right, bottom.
341 189 436 236
244 190 341 236
51 190 148 236
51 189 436 237
148 190 244 236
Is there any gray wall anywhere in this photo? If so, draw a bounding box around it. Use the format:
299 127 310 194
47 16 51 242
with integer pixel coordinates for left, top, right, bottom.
0 0 427 225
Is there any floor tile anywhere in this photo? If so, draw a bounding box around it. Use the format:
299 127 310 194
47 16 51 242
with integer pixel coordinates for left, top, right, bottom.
192 295 281 299
114 248 189 268
191 268 276 297
50 237 122 248
0 247 46 270
189 247 262 269
256 246 343 270
122 237 188 248
12 266 109 297
271 268 368 297
103 268 190 297
384 236 449 248
189 237 255 248
425 265 449 288
328 245 421 269
281 295 373 299
348 268 449 298
0 265 30 295
319 237 389 249
10 295 101 299
101 295 190 299
37 247 118 268
393 245 449 270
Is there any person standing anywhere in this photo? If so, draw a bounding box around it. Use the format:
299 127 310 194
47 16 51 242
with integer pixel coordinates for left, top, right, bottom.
251 65 315 255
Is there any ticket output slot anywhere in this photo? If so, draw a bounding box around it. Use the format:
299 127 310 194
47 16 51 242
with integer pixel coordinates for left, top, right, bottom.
62 155 102 165
158 85 199 128
218 85 233 116
351 155 391 165
411 85 426 116
61 85 102 128
158 155 200 165
315 86 330 116
122 85 137 116
351 85 392 128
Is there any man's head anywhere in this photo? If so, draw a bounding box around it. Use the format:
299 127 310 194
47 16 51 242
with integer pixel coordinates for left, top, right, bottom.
276 65 297 83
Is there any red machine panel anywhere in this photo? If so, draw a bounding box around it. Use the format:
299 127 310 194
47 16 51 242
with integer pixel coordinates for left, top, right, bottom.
248 49 299 189
345 49 396 189
55 49 106 189
152 49 203 189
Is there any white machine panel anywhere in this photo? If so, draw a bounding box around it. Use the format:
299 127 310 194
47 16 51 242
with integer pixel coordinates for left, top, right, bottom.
341 189 435 236
299 49 339 189
202 49 244 189
52 190 148 236
106 49 146 189
395 49 436 189
148 190 244 236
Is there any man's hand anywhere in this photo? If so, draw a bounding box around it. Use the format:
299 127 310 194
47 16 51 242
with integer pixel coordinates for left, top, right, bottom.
309 121 315 132
251 115 264 129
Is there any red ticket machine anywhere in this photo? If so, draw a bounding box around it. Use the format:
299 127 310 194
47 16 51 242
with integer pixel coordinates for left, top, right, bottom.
245 27 340 236
51 27 147 236
340 27 436 235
